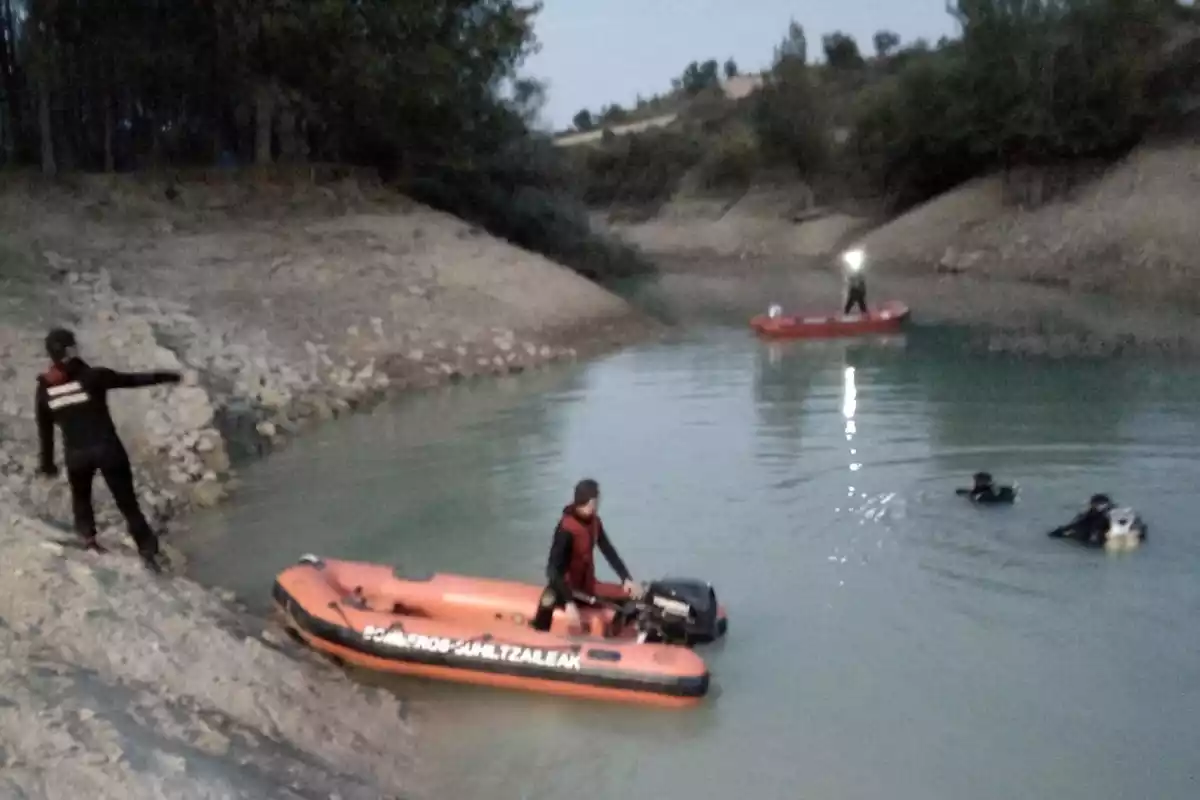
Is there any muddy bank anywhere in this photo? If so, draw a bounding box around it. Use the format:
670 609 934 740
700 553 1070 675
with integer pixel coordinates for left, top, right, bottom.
0 173 661 799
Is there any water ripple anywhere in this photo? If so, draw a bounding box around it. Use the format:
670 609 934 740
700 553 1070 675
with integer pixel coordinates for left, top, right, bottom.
182 327 1200 800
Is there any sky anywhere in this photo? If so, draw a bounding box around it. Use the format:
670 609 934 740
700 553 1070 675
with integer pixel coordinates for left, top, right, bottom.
522 0 961 130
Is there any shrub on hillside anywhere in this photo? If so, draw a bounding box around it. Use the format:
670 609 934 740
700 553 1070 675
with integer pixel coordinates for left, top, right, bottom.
844 49 981 207
680 85 741 134
749 56 830 178
694 127 761 192
409 134 654 281
575 130 705 208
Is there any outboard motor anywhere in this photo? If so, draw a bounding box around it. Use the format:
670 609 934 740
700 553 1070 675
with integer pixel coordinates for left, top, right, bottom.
631 578 723 646
1104 507 1147 552
767 304 783 319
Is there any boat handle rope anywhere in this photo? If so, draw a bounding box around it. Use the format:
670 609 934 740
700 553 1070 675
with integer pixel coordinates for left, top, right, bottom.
333 605 583 655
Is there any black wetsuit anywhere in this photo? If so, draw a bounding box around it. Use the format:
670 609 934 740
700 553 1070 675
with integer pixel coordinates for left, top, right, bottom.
844 275 867 315
531 511 631 631
965 485 1016 504
1048 507 1112 547
36 357 180 559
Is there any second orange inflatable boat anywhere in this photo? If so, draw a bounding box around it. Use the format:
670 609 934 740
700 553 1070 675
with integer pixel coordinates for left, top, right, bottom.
272 555 728 707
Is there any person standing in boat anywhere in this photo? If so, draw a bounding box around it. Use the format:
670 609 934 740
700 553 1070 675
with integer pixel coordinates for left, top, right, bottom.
531 478 641 633
35 328 181 572
842 248 868 315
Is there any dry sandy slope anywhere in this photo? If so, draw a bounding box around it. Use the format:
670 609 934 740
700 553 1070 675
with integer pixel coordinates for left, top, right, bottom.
858 143 1200 304
2 174 643 368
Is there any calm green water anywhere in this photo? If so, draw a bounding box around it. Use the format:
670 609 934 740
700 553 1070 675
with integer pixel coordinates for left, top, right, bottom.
185 326 1200 800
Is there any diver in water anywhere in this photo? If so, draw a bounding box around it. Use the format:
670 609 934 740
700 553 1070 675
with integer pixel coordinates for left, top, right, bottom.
1047 493 1145 548
842 248 868 315
35 328 182 572
531 478 641 633
956 472 1016 504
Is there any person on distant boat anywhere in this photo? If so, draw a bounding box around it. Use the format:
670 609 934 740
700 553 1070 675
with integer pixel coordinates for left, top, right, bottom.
956 472 1016 504
35 328 181 572
1047 493 1145 548
842 248 868 315
531 478 641 633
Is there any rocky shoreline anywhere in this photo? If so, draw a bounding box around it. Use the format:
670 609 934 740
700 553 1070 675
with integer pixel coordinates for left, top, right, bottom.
0 178 659 799
0 265 649 799
4 235 655 534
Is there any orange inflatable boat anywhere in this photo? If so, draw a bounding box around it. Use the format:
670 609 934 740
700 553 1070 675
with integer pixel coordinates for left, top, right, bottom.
272 555 729 708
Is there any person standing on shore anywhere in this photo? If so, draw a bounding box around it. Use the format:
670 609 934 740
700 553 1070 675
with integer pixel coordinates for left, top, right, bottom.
35 328 181 572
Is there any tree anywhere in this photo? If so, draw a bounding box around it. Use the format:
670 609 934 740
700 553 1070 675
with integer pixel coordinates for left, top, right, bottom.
774 19 808 65
848 0 1179 210
509 78 546 126
724 58 739 79
822 32 865 69
0 0 658 285
0 0 20 163
572 108 594 131
599 103 628 125
873 30 901 59
680 59 720 94
752 54 828 175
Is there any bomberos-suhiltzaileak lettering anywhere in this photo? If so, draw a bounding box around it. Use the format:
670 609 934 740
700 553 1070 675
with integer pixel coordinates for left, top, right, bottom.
361 625 583 670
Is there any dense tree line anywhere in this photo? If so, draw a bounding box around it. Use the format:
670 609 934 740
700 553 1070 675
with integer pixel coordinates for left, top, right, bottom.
0 0 650 280
570 0 1195 211
848 0 1193 206
0 0 540 173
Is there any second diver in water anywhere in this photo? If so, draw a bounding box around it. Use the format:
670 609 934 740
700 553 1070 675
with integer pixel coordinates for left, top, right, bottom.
1048 493 1147 550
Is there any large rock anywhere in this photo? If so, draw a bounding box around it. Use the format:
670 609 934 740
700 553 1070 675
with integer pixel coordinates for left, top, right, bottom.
169 386 216 431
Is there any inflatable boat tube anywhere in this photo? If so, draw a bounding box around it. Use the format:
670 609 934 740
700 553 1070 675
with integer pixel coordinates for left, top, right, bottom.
272 555 728 707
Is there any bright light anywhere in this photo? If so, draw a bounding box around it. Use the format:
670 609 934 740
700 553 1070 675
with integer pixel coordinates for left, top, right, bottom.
842 366 857 420
842 248 865 273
